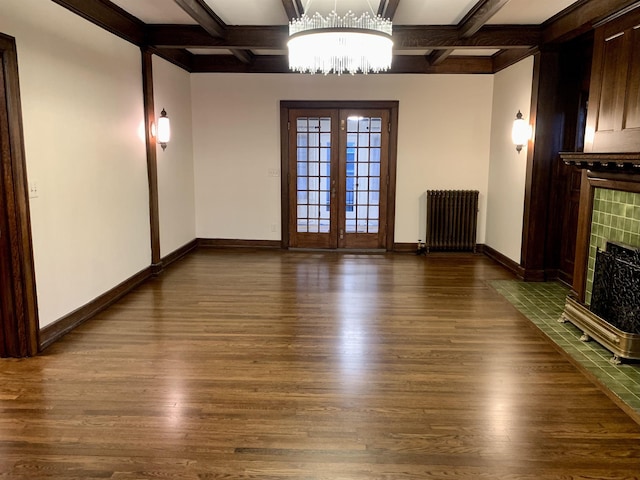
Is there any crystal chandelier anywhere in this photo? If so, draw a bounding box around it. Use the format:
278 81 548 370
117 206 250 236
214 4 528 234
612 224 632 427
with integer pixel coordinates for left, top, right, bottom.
288 9 393 75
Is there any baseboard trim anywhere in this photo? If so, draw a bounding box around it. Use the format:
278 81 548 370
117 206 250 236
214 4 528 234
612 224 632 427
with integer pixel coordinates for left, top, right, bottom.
393 242 417 253
483 244 525 278
163 239 198 268
198 238 282 249
39 266 152 351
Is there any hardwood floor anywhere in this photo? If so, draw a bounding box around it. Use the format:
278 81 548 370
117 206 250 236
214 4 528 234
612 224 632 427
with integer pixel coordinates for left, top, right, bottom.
1 249 640 479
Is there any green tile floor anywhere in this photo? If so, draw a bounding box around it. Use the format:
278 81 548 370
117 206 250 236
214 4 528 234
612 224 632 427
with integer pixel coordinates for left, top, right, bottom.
491 280 640 415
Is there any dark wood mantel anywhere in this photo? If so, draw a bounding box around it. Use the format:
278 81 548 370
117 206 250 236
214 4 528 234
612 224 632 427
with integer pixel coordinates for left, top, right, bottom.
561 152 640 171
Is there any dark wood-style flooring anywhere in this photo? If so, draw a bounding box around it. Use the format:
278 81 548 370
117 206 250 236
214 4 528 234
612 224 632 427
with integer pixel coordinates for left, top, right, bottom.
1 249 640 479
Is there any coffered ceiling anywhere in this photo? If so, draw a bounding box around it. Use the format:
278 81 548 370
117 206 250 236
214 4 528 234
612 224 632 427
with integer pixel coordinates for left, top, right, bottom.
51 0 637 73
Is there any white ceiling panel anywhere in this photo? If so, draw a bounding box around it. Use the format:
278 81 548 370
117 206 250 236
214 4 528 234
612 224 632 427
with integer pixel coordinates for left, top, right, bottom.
109 0 196 24
203 0 289 25
393 0 479 25
488 0 581 24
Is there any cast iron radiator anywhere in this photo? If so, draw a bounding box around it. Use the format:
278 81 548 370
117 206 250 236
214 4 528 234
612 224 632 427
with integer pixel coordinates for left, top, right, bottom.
425 190 479 252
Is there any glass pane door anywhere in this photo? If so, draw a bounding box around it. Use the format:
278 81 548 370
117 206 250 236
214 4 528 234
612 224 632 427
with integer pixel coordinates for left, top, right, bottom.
339 109 389 249
288 107 389 250
289 109 338 249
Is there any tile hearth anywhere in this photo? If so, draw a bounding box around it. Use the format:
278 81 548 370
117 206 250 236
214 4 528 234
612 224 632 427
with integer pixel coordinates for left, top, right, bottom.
491 280 640 417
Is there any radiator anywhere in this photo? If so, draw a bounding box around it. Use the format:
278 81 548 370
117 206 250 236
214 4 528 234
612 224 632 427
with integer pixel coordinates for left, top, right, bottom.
425 190 479 252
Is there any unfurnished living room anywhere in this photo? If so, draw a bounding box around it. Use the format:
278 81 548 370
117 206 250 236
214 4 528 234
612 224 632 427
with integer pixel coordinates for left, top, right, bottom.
1 0 640 478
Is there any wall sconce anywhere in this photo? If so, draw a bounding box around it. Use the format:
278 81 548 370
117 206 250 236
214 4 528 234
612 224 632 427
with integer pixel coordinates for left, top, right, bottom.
155 108 171 151
511 110 531 154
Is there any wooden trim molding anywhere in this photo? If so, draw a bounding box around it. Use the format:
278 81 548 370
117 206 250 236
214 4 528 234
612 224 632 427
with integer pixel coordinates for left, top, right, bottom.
39 267 152 351
393 242 418 253
161 239 199 268
483 244 525 278
141 48 162 274
198 238 282 249
39 239 199 350
0 33 39 357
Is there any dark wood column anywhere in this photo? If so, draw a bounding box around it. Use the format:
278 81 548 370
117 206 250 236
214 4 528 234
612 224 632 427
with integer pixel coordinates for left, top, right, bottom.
0 34 39 357
141 48 162 274
520 48 564 281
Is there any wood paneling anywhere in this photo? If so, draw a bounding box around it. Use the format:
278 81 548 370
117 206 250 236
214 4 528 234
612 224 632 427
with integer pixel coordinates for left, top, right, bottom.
520 49 564 281
4 249 640 477
585 7 640 152
626 26 640 129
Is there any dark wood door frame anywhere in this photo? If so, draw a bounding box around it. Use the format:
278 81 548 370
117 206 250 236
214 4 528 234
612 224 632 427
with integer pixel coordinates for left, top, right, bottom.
280 100 399 250
0 33 39 357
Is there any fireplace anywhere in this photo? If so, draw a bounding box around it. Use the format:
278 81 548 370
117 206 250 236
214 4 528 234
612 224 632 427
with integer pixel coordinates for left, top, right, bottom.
559 153 640 364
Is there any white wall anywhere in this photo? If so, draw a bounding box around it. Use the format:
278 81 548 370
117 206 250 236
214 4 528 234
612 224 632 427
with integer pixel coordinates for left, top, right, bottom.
0 0 151 327
153 56 196 257
191 74 494 244
485 56 535 263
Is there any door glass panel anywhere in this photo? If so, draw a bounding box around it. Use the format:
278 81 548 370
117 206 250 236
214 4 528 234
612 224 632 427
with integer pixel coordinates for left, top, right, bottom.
296 116 332 234
345 115 382 234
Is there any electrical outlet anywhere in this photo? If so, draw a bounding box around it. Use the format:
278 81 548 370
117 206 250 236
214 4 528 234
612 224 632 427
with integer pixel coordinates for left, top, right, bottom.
268 168 280 177
28 180 39 199
270 223 277 232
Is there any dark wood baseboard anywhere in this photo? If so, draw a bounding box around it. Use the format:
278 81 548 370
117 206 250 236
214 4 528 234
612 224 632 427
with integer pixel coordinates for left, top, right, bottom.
162 239 198 268
39 266 152 351
393 242 417 253
522 268 546 281
483 244 525 278
198 238 282 249
39 239 201 351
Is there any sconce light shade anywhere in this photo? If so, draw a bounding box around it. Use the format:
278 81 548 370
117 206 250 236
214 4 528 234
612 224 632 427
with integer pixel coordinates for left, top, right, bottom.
157 108 171 150
511 110 529 154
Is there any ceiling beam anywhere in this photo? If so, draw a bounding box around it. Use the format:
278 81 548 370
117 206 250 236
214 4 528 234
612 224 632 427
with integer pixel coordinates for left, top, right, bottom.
543 0 640 43
427 0 510 65
51 0 145 45
427 49 455 66
492 47 537 72
173 0 252 64
378 0 401 20
459 0 511 38
192 53 493 74
281 0 304 20
173 0 225 37
147 24 541 50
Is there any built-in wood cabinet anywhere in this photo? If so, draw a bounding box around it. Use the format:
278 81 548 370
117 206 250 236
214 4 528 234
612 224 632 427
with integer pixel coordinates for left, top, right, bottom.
585 8 640 152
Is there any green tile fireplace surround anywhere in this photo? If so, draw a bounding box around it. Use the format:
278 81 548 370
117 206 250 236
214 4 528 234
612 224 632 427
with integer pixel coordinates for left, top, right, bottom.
586 187 640 305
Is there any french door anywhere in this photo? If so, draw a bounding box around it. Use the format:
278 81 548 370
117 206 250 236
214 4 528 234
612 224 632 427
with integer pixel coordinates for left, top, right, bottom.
285 105 395 249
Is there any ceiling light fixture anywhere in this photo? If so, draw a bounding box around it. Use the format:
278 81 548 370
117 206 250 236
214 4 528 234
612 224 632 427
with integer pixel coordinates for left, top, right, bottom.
288 4 393 75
